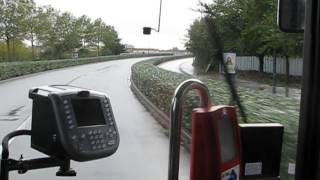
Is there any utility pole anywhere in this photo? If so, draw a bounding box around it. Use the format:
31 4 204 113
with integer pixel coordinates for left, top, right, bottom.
143 0 163 35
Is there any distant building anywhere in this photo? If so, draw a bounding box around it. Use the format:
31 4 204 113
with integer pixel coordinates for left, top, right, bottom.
172 47 179 51
121 45 189 55
132 48 160 54
124 44 135 53
163 47 190 55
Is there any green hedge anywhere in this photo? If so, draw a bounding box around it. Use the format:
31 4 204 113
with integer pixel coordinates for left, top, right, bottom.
131 57 299 180
0 53 171 81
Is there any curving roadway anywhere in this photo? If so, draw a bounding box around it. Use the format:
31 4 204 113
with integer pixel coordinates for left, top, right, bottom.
0 57 190 180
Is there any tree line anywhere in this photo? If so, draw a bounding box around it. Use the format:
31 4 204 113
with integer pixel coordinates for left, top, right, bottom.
0 0 124 62
186 0 304 71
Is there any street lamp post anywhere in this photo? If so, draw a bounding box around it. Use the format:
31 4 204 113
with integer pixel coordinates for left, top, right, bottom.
143 0 163 35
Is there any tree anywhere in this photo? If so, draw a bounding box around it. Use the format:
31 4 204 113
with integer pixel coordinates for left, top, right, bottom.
0 0 124 60
200 0 269 71
24 1 40 60
76 15 91 48
101 26 124 55
187 0 303 72
90 18 105 56
0 0 34 61
200 0 245 52
43 12 81 59
185 18 215 70
34 6 57 58
186 0 246 71
0 0 5 39
259 7 303 89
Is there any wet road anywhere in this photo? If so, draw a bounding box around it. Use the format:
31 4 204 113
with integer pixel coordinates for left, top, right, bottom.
158 58 194 74
0 57 190 180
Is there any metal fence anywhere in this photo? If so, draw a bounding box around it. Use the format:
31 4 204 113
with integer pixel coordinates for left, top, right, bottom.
236 56 303 76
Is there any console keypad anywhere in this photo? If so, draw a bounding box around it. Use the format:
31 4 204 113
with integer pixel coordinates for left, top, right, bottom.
73 127 118 152
66 97 118 153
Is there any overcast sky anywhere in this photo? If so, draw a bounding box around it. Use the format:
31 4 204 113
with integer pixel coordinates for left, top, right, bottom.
33 0 211 50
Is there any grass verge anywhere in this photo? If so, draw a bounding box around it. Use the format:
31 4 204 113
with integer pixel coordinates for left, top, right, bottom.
131 56 299 180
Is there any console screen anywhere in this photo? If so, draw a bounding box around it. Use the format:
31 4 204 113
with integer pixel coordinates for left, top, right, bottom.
71 99 106 127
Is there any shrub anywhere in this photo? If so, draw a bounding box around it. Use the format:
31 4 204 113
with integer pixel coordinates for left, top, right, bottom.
131 57 299 180
0 53 171 81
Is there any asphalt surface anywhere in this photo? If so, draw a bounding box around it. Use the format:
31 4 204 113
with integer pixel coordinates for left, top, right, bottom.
0 57 190 180
158 58 194 74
